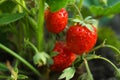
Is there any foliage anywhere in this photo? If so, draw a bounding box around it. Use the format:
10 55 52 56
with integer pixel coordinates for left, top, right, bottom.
0 0 120 80
98 27 120 49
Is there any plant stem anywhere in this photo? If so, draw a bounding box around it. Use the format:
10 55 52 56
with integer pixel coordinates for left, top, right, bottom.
78 0 83 10
95 56 118 71
25 40 39 53
13 0 30 14
84 59 93 80
0 43 41 77
90 44 120 55
73 4 83 20
85 55 120 79
104 45 120 55
90 43 104 52
36 0 44 51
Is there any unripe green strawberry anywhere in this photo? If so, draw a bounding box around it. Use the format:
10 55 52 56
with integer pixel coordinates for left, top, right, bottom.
45 8 68 33
50 42 76 72
66 24 97 55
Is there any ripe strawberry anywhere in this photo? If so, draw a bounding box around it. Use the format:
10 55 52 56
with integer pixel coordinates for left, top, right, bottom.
66 24 97 55
45 8 68 33
50 42 76 72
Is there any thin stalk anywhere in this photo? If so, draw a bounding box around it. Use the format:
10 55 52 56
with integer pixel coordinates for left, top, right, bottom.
84 59 93 80
78 0 83 10
20 0 26 8
13 0 30 14
73 4 83 20
17 0 23 13
25 40 39 53
90 42 104 52
104 45 120 55
36 0 44 51
90 44 120 55
85 55 120 79
95 56 118 71
0 43 41 77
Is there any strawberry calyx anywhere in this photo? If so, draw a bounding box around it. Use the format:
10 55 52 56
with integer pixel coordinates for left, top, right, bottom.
71 16 96 32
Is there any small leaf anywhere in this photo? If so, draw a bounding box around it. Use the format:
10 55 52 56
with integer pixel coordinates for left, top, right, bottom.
59 67 75 80
46 0 69 12
72 19 81 23
78 72 93 80
87 19 96 24
78 73 88 80
84 16 92 21
47 58 53 66
90 2 120 16
84 16 96 24
0 13 25 25
84 24 94 32
18 74 28 79
50 51 58 57
0 0 16 13
33 52 51 66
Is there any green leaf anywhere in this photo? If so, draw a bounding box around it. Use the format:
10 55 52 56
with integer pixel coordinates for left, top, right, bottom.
85 24 94 32
0 0 16 13
33 52 51 66
90 2 120 16
84 16 96 24
59 67 75 80
0 13 25 25
47 58 53 66
18 74 28 79
46 0 69 12
84 16 92 21
98 27 120 49
72 19 81 23
50 51 58 57
72 18 94 32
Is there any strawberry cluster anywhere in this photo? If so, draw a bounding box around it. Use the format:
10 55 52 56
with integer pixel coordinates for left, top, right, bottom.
50 42 76 72
44 8 97 72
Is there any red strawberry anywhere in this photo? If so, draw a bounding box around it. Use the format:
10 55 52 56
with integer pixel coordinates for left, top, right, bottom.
66 24 97 55
45 8 68 33
50 42 76 72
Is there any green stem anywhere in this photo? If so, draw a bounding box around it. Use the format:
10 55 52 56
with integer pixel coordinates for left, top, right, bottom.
90 44 120 55
0 43 41 77
13 0 30 14
84 59 93 80
78 0 83 10
95 56 118 71
90 42 104 52
36 0 44 51
25 40 39 53
104 45 120 55
73 4 83 20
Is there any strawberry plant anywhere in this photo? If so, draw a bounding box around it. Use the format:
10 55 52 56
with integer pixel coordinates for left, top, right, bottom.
0 0 120 80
